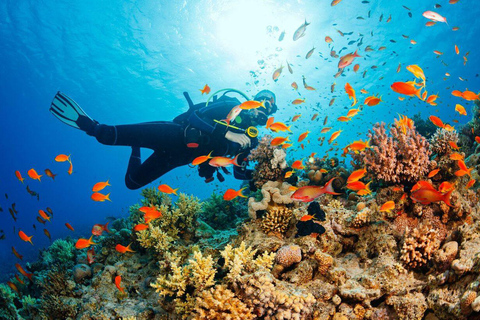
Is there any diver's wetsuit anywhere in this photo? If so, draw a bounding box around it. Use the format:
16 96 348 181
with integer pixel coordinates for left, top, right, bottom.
91 93 257 190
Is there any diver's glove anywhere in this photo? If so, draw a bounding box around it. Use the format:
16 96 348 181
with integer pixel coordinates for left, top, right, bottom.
225 131 251 148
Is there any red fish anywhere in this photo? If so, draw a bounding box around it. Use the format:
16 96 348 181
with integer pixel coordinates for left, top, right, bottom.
379 201 395 213
15 263 33 281
347 168 367 183
291 178 341 202
133 224 149 231
115 243 135 254
15 171 25 183
209 155 240 167
192 151 214 166
27 169 42 182
140 206 162 223
75 235 96 249
92 180 111 192
44 169 57 180
7 281 19 294
410 181 453 206
300 215 315 221
91 192 111 202
338 50 361 69
223 187 247 201
65 223 75 231
92 222 110 236
12 246 23 260
38 209 51 222
18 231 33 245
87 247 95 264
55 154 70 162
158 184 179 195
115 275 125 293
391 82 422 99
200 84 211 95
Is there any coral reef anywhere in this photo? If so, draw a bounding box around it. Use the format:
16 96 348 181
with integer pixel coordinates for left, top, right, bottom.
248 135 287 189
356 119 432 184
200 192 247 230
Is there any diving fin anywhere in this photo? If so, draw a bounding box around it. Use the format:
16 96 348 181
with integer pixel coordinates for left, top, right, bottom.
50 91 98 133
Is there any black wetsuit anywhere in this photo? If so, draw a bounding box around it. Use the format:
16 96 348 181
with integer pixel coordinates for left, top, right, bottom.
91 93 257 190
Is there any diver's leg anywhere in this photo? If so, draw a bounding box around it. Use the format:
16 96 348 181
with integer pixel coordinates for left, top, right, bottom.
124 150 188 190
92 121 184 150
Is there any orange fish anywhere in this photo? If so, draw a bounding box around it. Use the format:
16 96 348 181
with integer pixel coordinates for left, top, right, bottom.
356 182 373 196
292 98 305 105
331 0 343 6
209 155 240 167
68 160 73 175
379 201 395 213
15 171 24 183
320 127 332 134
239 100 265 110
348 140 370 152
311 113 319 121
364 96 382 106
38 209 51 221
36 216 46 224
92 180 111 192
27 169 42 182
75 235 96 249
158 184 178 195
455 45 459 55
353 64 360 73
425 21 436 27
269 122 291 132
271 136 290 146
329 98 336 106
15 274 24 285
140 206 162 223
410 39 417 45
291 160 305 170
192 151 214 166
115 275 125 293
338 50 361 69
462 90 480 101
92 222 110 236
346 181 369 191
346 109 360 118
410 181 453 206
55 154 70 162
428 168 440 178
223 187 247 201
298 131 310 142
65 223 75 231
433 50 443 55
429 115 445 129
272 65 284 81
266 117 274 129
466 179 476 189
200 84 211 95
455 104 467 116
43 228 51 241
15 263 33 281
282 143 293 149
291 178 341 202
12 246 23 260
391 82 422 99
284 171 294 179
325 36 333 43
300 215 315 221
360 89 368 94
291 82 298 90
133 223 149 231
328 130 342 144
18 230 33 245
7 281 19 294
292 114 302 122
438 181 455 194
449 141 460 150
347 168 367 183
345 83 357 106
115 243 135 254
476 137 480 144
456 160 472 177
91 192 111 202
337 116 352 122
450 152 464 161
44 169 57 180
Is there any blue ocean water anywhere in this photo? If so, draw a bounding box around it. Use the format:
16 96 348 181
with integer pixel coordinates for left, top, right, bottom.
0 0 478 280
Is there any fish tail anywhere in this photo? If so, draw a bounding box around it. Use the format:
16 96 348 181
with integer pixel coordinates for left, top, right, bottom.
105 193 111 202
26 272 33 281
323 178 341 195
173 188 179 195
353 49 361 58
104 222 111 233
238 186 248 198
232 154 241 167
106 179 111 186
442 189 454 207
28 237 34 246
414 87 423 100
88 235 97 246
127 243 135 252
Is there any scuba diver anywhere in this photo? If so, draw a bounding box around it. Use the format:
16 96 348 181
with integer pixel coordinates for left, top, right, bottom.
49 89 277 190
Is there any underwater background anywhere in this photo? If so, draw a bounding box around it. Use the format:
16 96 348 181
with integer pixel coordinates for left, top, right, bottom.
1 0 480 319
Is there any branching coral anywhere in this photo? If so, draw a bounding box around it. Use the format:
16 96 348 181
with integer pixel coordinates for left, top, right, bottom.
357 120 431 184
200 192 247 230
151 250 216 297
400 224 441 269
430 128 459 156
41 239 76 267
248 135 287 189
192 285 254 320
221 242 275 280
260 206 293 237
0 283 19 320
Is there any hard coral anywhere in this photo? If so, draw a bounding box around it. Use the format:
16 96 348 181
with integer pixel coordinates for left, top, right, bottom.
359 120 431 184
260 205 294 237
429 128 459 156
192 285 254 320
248 181 296 219
275 245 302 268
248 135 287 189
400 224 441 269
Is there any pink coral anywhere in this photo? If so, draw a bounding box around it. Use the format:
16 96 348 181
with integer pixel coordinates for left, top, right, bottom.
359 121 431 184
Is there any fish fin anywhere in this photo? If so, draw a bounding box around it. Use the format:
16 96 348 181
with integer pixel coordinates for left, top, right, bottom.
442 189 454 207
232 154 241 167
353 49 361 58
238 186 248 198
323 178 342 195
106 180 111 186
173 188 179 195
105 193 111 202
104 222 110 233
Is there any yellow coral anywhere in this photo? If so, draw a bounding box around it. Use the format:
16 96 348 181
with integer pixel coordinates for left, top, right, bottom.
221 242 274 280
151 250 216 297
192 285 254 320
328 199 343 209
